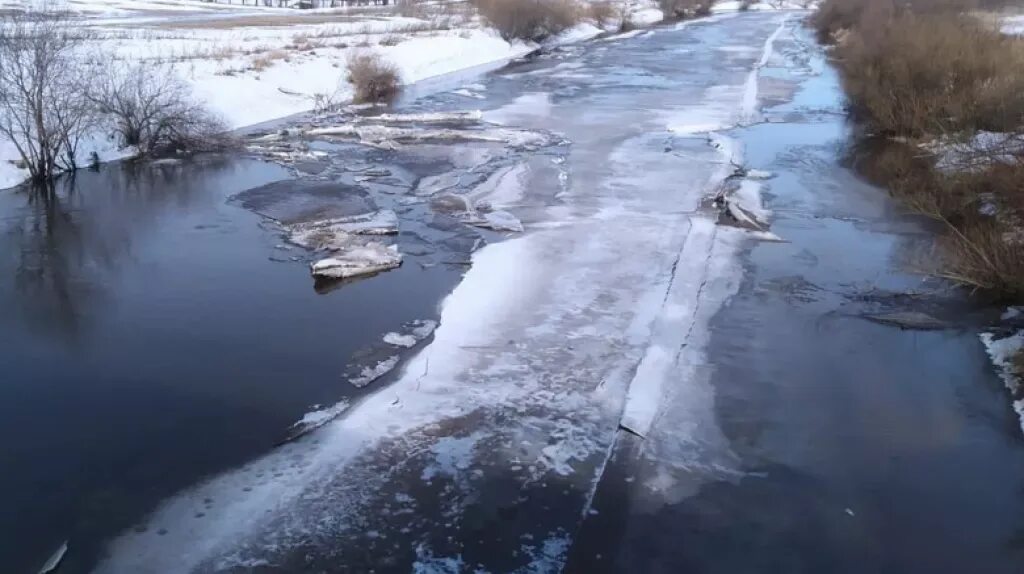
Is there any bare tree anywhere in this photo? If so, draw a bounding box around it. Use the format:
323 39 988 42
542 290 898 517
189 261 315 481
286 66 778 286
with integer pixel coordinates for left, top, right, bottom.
0 9 94 182
86 60 230 156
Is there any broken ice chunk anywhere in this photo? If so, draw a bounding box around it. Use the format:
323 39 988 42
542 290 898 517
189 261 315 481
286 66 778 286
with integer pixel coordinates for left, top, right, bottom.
310 243 402 279
288 211 398 250
409 319 437 339
350 355 400 388
383 332 418 348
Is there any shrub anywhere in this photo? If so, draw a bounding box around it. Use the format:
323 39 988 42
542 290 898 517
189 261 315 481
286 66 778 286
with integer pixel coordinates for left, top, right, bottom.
588 1 617 27
939 214 1024 300
0 10 95 181
835 14 1024 137
472 0 581 41
88 61 230 155
619 10 637 31
346 52 401 103
812 0 978 43
659 0 709 20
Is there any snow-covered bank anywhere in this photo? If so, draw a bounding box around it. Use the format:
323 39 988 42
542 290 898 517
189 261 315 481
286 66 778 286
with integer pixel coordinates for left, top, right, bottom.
0 4 539 189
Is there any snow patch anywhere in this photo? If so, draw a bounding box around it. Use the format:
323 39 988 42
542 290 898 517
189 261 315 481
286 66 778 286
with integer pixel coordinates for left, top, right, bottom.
546 23 604 47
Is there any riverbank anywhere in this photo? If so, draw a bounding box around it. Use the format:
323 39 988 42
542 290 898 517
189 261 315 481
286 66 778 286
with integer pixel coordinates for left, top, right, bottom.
812 0 1024 433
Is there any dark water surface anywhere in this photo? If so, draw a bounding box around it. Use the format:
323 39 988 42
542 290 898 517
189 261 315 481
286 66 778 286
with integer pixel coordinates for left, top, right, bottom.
0 159 463 572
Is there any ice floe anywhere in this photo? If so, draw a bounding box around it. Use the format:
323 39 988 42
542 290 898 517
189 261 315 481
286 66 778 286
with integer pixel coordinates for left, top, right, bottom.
349 355 401 388
981 331 1024 434
383 332 418 348
310 244 402 279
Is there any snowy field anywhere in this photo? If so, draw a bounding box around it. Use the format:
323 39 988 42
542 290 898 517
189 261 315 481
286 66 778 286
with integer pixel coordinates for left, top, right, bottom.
0 0 627 188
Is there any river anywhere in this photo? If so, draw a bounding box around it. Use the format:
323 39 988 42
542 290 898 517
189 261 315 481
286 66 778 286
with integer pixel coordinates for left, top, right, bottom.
2 10 1022 574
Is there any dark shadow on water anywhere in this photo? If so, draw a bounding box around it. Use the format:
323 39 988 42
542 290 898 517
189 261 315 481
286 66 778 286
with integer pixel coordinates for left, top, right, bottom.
0 155 465 573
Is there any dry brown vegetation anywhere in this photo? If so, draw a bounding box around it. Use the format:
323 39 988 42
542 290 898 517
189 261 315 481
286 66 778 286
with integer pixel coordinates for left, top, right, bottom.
346 52 401 103
471 0 581 40
587 1 618 27
819 0 1024 298
834 14 1024 137
659 0 710 20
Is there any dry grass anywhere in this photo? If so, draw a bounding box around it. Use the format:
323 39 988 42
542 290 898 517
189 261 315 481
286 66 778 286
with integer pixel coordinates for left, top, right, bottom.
587 1 618 27
812 0 983 42
835 14 1024 138
346 51 401 103
938 217 1024 300
250 49 290 71
471 0 581 40
830 0 1024 299
658 0 706 20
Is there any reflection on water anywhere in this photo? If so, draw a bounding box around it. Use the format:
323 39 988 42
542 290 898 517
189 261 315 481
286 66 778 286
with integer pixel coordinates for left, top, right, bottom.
4 159 238 342
0 156 464 573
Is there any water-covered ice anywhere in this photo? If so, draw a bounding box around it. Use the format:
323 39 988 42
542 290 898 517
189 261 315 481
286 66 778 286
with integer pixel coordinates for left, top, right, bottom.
94 13 799 572
466 209 524 233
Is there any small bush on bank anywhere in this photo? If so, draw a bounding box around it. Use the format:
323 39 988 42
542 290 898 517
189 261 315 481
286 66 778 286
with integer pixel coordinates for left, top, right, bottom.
473 0 581 41
88 62 230 156
939 215 1024 300
835 14 1024 137
659 0 707 20
811 0 985 43
588 0 617 27
346 52 401 103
